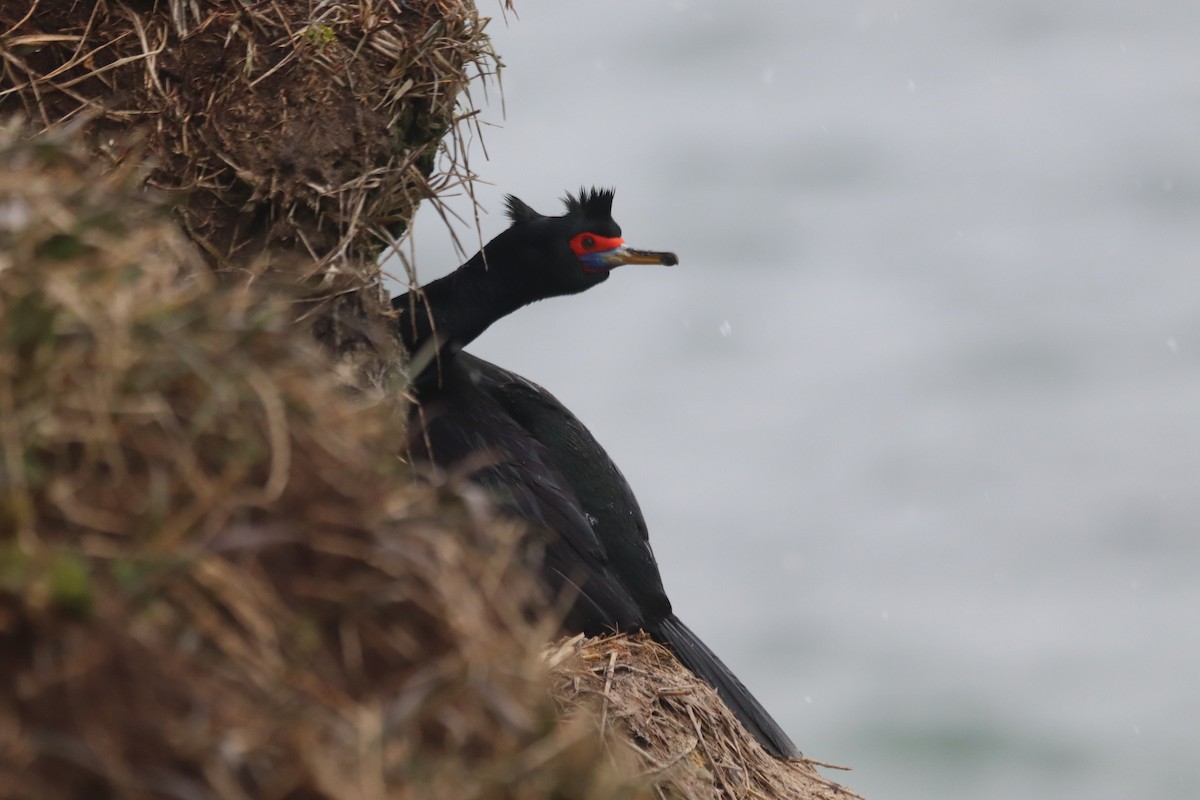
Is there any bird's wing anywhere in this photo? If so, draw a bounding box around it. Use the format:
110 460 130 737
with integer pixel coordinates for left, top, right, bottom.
408 356 647 632
459 353 670 622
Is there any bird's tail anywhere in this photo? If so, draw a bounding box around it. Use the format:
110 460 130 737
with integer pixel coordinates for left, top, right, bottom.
650 613 798 759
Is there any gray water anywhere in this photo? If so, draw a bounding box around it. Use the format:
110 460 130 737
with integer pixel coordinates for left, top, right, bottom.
388 3 1200 797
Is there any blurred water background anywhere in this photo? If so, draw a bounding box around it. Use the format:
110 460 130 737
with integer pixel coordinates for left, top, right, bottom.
385 2 1200 798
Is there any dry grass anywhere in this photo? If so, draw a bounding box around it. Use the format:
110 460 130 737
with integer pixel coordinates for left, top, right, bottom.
550 634 864 800
1 0 502 379
1 0 497 266
0 124 632 800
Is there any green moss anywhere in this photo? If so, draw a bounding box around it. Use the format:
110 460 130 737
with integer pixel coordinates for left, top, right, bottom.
48 552 93 618
301 24 337 46
36 231 89 260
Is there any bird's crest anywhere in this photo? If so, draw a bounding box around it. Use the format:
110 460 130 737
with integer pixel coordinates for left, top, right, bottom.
563 186 615 220
504 194 542 224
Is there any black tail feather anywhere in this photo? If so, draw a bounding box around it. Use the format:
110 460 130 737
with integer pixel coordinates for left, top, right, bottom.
650 614 798 759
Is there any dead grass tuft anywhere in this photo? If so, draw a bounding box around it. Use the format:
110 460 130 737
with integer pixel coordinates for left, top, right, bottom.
0 124 630 800
1 0 502 377
1 0 497 267
550 634 865 800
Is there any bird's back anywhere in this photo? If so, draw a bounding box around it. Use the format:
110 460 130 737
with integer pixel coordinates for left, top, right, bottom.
406 351 666 634
462 353 673 625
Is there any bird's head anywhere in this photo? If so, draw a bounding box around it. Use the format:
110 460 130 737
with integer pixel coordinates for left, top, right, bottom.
484 187 678 299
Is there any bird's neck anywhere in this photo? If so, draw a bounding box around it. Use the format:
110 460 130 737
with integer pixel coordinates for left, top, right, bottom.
394 253 534 361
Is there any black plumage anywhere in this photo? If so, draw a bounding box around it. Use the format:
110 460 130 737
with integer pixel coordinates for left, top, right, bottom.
392 188 797 758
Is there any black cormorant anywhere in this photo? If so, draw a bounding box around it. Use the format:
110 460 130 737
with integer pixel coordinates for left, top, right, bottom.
392 188 798 759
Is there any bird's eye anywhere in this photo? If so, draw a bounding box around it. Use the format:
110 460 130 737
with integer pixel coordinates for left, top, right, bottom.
569 231 624 258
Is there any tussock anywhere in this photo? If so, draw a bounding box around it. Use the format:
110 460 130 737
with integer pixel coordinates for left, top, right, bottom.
550 634 864 800
0 0 495 265
1 0 501 377
0 126 627 800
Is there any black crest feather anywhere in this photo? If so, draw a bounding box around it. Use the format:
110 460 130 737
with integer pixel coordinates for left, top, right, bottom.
504 195 542 224
562 186 615 219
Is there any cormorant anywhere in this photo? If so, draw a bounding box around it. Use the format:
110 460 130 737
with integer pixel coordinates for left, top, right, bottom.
392 187 798 759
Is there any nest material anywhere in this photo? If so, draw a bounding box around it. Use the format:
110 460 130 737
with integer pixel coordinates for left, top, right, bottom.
1 0 501 376
0 0 496 266
0 124 634 800
550 634 863 800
